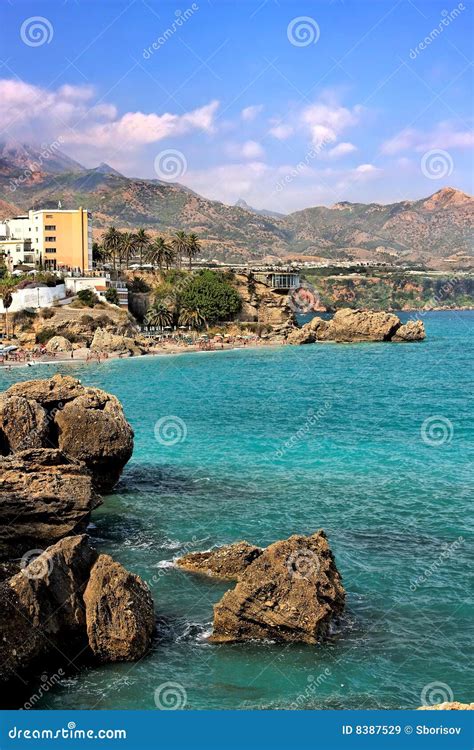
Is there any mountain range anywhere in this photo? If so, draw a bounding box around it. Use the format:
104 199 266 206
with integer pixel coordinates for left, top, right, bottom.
0 142 472 267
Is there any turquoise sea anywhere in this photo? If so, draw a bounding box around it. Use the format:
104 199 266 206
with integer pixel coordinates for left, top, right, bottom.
1 311 472 710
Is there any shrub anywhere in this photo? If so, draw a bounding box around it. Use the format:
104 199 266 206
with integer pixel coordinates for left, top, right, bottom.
36 328 56 344
105 287 120 305
127 277 151 293
40 307 55 319
80 314 94 325
95 314 112 327
77 289 98 307
13 309 37 331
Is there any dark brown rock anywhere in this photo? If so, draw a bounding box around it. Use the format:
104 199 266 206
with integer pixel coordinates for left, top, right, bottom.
83 554 155 662
210 530 345 644
0 449 97 559
0 535 97 684
177 541 263 580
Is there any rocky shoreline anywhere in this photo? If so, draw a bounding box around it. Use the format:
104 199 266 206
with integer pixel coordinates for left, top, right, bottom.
0 375 154 696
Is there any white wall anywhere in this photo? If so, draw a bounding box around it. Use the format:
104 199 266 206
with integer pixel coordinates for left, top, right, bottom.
0 284 66 313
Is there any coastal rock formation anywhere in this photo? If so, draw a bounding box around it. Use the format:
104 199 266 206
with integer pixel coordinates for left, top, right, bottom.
233 273 296 327
210 530 345 644
0 395 50 453
0 536 155 684
84 554 155 661
1 374 134 492
45 335 73 352
0 449 97 558
177 541 263 581
90 327 146 356
392 320 426 341
0 536 97 683
287 309 425 344
417 702 474 710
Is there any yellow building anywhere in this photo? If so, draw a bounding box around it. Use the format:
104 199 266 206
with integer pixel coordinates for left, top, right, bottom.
31 207 92 272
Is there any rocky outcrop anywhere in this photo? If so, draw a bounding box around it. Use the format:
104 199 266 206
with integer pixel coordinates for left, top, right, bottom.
0 536 97 684
0 449 97 558
287 309 425 344
0 536 155 685
45 335 73 352
392 320 426 341
233 274 296 327
0 374 134 492
418 702 474 710
210 530 345 644
84 554 155 662
177 541 263 581
90 328 147 356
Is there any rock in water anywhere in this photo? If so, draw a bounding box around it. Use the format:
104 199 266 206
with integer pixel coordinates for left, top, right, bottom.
392 320 426 341
1 374 133 492
83 554 155 662
177 541 263 580
210 530 345 644
0 536 97 684
0 449 97 558
326 309 401 342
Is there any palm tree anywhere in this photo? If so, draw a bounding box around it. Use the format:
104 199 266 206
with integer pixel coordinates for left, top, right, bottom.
147 236 171 270
134 228 151 268
186 233 201 270
145 301 173 329
163 244 176 270
120 232 137 271
171 230 188 270
179 306 206 330
101 227 122 271
1 285 14 339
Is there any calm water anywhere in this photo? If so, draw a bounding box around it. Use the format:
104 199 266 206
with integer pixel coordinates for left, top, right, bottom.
1 312 473 710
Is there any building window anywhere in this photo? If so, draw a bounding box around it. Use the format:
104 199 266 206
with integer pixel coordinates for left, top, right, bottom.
45 225 56 230
45 236 56 242
46 214 53 218
45 248 56 254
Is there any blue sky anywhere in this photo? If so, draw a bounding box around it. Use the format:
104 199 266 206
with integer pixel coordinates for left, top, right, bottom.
1 0 472 212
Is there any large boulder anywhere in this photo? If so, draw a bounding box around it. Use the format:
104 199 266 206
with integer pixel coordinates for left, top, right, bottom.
1 375 134 492
45 335 73 352
83 554 155 662
392 320 426 341
210 530 345 644
326 308 401 342
90 328 145 356
0 395 50 454
0 449 97 559
0 536 97 683
177 541 263 581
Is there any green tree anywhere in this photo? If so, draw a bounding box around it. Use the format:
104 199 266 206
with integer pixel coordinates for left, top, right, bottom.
148 236 171 270
120 231 137 271
134 228 151 268
179 306 206 330
77 288 98 307
180 270 241 325
0 284 14 338
101 227 122 271
171 230 188 270
186 233 201 270
105 287 120 305
145 301 173 329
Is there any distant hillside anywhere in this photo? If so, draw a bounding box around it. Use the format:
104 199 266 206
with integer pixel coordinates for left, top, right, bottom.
0 144 472 267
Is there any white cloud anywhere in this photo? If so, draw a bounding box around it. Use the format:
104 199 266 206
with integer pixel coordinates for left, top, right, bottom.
226 140 265 160
0 78 219 151
381 121 474 154
354 163 380 174
327 142 357 159
301 101 363 148
268 123 294 140
241 105 263 122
